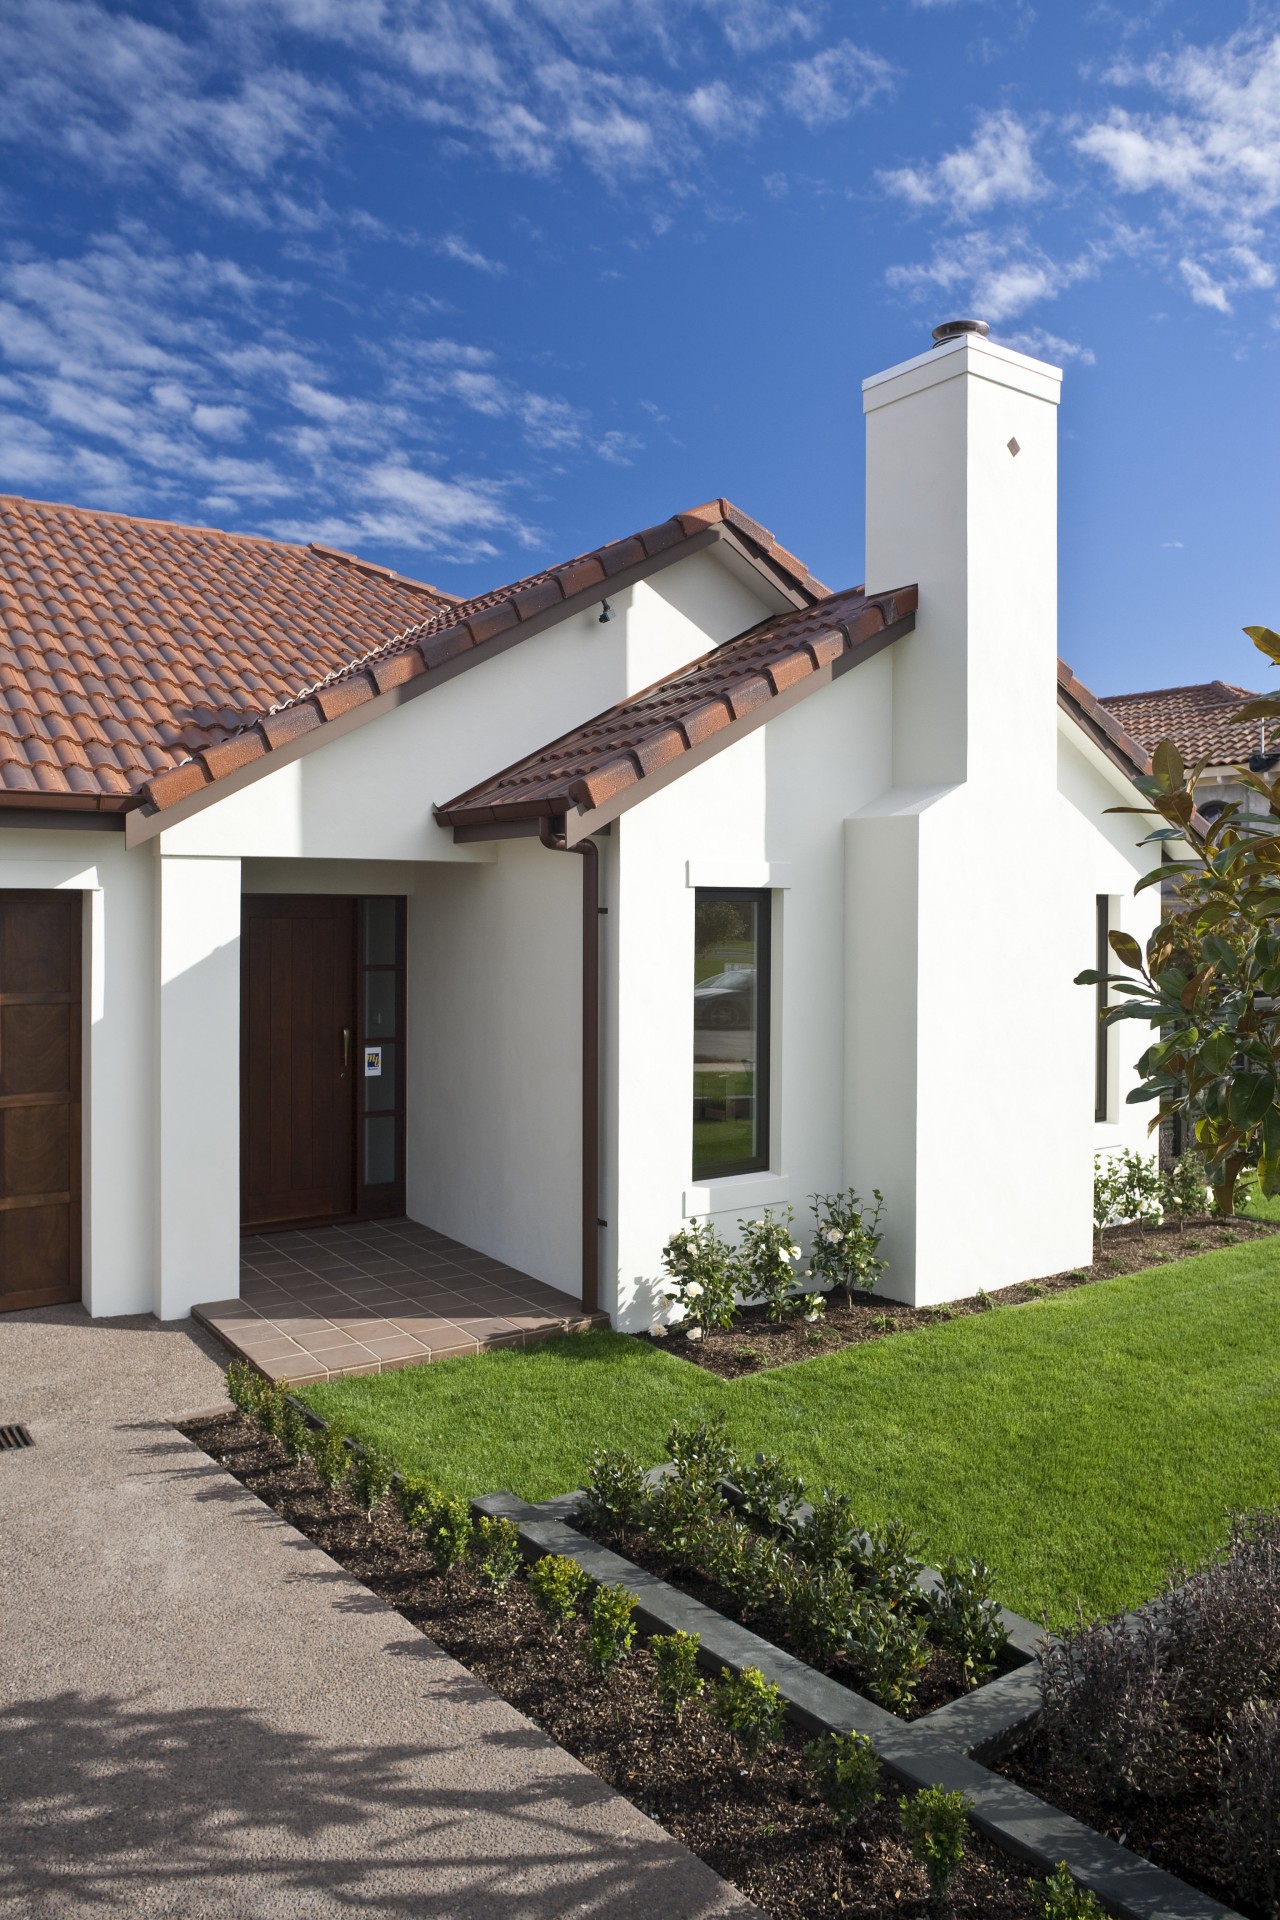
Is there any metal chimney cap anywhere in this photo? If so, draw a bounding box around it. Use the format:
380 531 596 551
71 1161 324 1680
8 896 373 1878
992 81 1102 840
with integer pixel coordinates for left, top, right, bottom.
931 318 990 346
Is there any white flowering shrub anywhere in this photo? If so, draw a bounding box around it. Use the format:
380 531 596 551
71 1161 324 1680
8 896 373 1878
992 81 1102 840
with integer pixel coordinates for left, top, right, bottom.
1093 1149 1162 1231
807 1189 887 1295
737 1206 805 1321
659 1219 739 1333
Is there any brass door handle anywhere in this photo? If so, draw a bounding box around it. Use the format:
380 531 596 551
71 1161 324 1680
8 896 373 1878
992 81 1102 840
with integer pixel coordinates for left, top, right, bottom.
342 1027 351 1072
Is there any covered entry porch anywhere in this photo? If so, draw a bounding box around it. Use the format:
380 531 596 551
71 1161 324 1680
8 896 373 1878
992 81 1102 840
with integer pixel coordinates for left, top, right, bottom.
196 1216 605 1383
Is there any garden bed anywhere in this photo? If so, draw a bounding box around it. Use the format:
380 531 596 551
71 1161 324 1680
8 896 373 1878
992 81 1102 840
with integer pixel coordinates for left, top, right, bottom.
655 1214 1280 1379
181 1405 1042 1919
571 1510 1023 1721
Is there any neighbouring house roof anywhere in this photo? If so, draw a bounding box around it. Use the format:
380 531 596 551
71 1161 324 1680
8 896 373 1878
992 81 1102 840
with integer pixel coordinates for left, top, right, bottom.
1098 680 1262 770
0 493 458 809
436 586 917 839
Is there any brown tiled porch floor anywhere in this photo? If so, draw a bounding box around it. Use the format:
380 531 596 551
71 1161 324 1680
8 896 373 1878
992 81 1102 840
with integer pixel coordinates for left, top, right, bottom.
194 1218 606 1383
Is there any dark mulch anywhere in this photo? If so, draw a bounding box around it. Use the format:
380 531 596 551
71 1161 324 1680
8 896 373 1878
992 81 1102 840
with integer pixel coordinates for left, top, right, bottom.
182 1408 1042 1919
1000 1728 1251 1919
577 1516 1004 1720
655 1215 1280 1379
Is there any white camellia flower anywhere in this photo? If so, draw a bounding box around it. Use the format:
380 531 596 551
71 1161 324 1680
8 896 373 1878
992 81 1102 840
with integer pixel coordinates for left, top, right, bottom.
789 1244 802 1259
649 1322 668 1338
685 1280 703 1297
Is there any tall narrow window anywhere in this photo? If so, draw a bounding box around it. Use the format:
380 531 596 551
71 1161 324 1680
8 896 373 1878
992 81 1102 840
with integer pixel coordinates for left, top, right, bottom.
1095 895 1109 1123
692 889 770 1179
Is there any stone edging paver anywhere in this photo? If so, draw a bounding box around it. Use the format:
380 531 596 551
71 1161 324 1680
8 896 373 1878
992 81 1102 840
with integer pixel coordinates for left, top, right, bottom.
476 1491 1243 1920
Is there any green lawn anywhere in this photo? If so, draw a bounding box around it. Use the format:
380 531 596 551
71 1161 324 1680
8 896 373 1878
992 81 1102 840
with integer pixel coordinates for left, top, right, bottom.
299 1235 1280 1628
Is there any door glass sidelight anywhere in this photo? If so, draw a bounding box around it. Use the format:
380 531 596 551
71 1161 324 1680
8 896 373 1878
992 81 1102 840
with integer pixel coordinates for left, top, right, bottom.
358 897 406 1215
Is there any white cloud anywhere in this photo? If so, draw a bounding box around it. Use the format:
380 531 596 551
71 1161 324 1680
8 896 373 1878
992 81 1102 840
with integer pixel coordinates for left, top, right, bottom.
782 41 896 128
0 0 344 223
1074 28 1280 314
437 235 508 276
1003 327 1097 366
881 110 1046 219
1078 31 1280 224
886 229 1102 321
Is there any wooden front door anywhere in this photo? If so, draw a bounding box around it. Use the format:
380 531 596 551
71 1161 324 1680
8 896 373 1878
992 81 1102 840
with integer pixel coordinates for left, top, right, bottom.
0 891 82 1312
241 896 357 1229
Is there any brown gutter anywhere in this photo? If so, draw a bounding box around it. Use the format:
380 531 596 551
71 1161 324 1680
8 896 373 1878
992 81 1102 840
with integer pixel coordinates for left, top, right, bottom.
538 816 601 1317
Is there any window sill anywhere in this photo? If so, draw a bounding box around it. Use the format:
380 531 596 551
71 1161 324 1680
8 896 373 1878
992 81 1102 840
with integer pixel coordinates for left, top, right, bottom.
683 1171 790 1217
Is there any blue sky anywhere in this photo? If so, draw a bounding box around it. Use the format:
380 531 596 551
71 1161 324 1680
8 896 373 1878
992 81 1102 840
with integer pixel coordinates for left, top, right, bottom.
0 1 1277 697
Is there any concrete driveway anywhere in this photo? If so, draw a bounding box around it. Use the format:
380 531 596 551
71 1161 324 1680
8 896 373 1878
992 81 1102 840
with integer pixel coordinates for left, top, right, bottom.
0 1306 752 1919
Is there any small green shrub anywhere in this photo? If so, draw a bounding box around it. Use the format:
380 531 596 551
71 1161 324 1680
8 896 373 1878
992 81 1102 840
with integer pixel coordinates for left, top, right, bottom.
735 1451 805 1533
424 1496 473 1572
847 1593 931 1715
305 1418 350 1490
1161 1151 1210 1230
852 1517 925 1606
923 1556 1009 1688
580 1445 648 1533
278 1398 311 1463
659 1219 739 1334
588 1584 637 1673
650 1631 704 1716
795 1487 860 1570
528 1552 591 1628
646 1472 726 1562
396 1473 441 1531
252 1377 288 1440
710 1523 785 1614
737 1206 804 1320
805 1729 881 1832
899 1786 971 1906
472 1514 522 1587
666 1409 738 1490
1035 1862 1107 1918
350 1442 396 1518
225 1359 261 1417
711 1664 784 1759
785 1561 859 1669
1094 1148 1162 1231
807 1187 887 1294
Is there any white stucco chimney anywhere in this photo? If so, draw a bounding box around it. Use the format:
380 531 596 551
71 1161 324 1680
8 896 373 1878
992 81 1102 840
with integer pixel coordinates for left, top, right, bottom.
846 324 1092 1308
862 321 1062 791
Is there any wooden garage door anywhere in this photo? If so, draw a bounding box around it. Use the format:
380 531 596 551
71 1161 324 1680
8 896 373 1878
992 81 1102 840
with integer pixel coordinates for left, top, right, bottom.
0 891 82 1312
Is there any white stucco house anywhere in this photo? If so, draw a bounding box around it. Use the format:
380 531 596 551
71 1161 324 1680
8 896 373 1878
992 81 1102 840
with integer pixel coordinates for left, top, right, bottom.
0 324 1162 1340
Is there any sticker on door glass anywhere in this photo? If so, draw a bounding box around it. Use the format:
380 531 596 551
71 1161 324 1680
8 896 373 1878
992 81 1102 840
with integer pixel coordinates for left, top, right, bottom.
364 1046 382 1077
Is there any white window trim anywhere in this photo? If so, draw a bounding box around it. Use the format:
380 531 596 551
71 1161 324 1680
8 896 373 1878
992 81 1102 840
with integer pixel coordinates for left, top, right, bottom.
683 1171 791 1217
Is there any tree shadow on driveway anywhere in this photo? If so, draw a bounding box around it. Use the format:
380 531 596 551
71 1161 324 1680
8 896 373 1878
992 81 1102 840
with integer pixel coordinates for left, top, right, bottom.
0 1687 744 1918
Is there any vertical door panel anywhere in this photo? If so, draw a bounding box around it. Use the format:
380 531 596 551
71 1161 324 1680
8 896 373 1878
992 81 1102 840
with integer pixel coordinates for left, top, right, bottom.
240 896 356 1228
0 891 82 1312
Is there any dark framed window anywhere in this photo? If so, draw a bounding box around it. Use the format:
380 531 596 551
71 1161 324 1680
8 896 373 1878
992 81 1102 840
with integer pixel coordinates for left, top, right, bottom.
692 888 771 1179
358 896 406 1216
1095 895 1109 1124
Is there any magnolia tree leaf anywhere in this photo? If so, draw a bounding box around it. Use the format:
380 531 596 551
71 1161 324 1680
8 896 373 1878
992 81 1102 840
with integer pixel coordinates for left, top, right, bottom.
1244 625 1280 663
1151 738 1186 789
1108 930 1145 971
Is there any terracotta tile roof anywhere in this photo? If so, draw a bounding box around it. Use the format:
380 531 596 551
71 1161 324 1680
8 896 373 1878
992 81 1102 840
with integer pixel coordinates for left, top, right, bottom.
136 498 831 817
0 495 455 808
435 585 917 836
1098 680 1263 768
1057 661 1153 782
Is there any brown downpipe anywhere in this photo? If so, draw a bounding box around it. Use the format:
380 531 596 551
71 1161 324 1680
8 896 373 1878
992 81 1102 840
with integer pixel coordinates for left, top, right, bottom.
539 816 600 1316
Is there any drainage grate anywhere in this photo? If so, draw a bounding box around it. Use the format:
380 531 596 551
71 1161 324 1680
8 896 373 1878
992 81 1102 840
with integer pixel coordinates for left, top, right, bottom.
0 1424 33 1451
